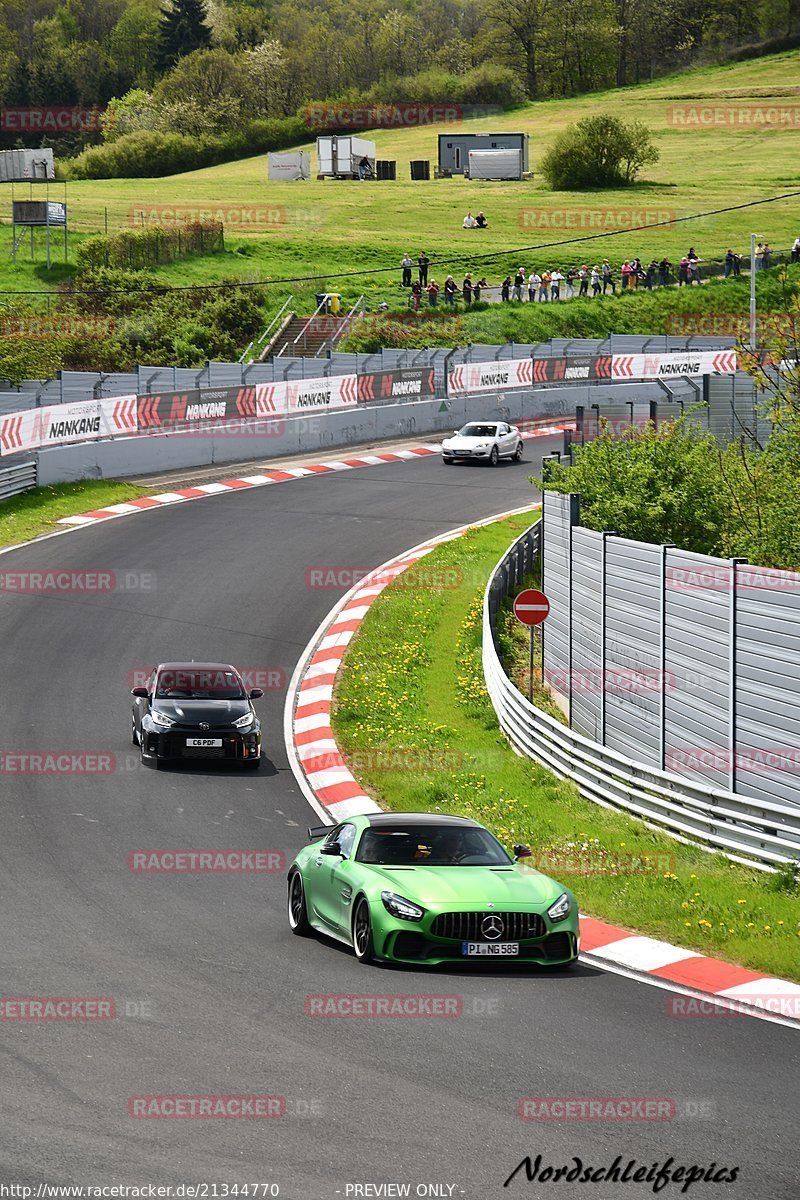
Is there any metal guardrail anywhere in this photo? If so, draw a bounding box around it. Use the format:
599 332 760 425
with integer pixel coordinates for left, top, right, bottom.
239 295 293 364
482 521 800 871
0 459 37 501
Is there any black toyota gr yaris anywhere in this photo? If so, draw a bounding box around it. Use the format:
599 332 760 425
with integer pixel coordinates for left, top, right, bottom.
131 662 263 769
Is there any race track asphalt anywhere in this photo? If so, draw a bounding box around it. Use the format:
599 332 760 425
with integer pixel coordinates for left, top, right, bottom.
0 441 797 1198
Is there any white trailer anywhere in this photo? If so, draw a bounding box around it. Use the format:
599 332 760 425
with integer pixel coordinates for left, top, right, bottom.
467 148 522 181
316 135 376 178
268 151 310 180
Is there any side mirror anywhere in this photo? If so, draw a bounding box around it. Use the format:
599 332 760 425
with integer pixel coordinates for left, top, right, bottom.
249 688 264 699
320 842 342 857
131 687 149 698
513 843 532 860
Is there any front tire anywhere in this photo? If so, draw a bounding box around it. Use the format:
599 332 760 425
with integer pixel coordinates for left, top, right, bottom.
352 897 375 963
288 872 312 936
131 716 139 746
442 456 453 465
489 445 499 467
514 441 524 461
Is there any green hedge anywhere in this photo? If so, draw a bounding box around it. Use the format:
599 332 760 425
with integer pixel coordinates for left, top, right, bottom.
75 221 224 269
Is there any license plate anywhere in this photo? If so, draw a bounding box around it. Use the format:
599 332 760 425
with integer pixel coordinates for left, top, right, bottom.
186 738 222 748
463 942 519 956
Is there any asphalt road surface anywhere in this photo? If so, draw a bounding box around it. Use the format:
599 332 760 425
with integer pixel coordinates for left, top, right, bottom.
0 440 797 1199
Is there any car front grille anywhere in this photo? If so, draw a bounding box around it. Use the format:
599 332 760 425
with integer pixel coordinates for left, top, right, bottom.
430 911 546 941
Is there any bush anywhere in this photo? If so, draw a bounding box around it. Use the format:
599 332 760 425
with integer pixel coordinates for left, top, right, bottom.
540 115 659 190
75 222 223 269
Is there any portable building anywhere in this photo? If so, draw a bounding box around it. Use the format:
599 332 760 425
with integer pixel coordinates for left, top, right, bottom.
316 136 376 178
0 148 55 182
268 151 311 181
438 133 528 176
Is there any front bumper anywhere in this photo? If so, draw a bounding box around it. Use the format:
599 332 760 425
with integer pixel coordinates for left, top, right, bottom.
442 446 490 459
373 908 579 966
141 726 261 763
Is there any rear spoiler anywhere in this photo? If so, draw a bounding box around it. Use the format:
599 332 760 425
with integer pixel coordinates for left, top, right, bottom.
308 824 333 841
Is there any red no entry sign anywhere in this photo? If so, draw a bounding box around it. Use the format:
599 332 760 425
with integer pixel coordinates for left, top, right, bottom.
513 588 550 627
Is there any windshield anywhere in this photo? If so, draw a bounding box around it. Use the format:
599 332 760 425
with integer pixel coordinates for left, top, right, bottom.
459 424 497 438
155 669 245 700
356 824 511 866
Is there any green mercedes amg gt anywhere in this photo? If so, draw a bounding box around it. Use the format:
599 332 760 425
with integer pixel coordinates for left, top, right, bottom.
287 812 579 966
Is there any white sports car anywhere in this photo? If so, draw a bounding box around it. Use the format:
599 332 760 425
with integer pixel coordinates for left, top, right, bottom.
441 421 524 465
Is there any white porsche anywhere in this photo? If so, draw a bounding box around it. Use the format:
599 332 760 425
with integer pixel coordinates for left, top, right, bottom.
441 421 524 465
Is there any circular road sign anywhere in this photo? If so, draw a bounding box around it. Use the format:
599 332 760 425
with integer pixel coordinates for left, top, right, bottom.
513 588 550 627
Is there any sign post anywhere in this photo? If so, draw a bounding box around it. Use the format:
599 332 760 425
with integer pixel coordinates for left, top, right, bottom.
513 588 550 703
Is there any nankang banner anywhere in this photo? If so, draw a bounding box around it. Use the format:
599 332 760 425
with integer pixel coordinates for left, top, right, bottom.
611 350 737 379
357 367 437 402
0 395 137 456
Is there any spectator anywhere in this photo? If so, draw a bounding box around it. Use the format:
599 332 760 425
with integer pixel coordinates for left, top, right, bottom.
463 211 477 229
792 236 800 263
645 260 657 289
658 257 671 287
731 251 742 277
754 242 764 272
475 212 488 228
724 249 736 278
513 267 525 301
462 273 473 305
762 242 772 269
528 270 539 302
591 265 602 296
418 251 430 285
410 279 422 310
358 155 372 180
686 253 701 285
565 266 578 299
474 277 488 302
621 260 632 289
401 252 413 288
539 269 551 302
578 265 589 297
427 279 439 307
602 260 615 294
677 256 689 286
550 268 563 300
444 275 457 306
501 274 511 302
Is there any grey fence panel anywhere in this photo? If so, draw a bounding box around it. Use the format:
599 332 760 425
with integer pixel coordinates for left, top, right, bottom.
0 458 36 500
735 565 800 807
664 549 733 791
542 492 575 701
569 527 604 741
603 538 662 767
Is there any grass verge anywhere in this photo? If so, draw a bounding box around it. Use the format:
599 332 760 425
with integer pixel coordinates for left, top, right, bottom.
0 480 151 548
332 511 800 981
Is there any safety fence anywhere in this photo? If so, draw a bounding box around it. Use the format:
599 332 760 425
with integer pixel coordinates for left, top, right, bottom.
483 520 800 870
0 458 36 500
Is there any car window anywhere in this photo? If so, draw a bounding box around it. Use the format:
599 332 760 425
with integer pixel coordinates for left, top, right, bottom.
324 825 343 846
356 824 510 866
460 424 497 438
337 823 356 857
155 668 245 700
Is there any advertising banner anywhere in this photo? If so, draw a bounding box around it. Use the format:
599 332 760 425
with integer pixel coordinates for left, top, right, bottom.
611 350 737 379
1 394 138 455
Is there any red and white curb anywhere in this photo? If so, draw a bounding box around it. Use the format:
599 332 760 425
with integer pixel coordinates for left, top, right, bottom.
285 513 800 1028
52 424 572 531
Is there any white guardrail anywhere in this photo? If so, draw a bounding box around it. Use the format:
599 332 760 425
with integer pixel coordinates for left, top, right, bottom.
482 521 800 871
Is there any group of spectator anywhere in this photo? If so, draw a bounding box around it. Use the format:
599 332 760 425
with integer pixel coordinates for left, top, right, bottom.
399 240 796 310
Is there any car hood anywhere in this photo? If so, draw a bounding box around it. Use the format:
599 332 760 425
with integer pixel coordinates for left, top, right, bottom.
152 699 251 724
367 863 564 907
442 435 496 448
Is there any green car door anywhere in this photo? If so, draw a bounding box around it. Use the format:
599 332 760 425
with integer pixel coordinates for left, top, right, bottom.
310 822 358 933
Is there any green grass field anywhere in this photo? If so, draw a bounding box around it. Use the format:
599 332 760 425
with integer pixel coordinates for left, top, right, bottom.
0 480 151 548
332 513 800 981
1 50 799 319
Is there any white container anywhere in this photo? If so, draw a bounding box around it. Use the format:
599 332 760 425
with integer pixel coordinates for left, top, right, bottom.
316 135 376 177
467 149 522 180
268 151 310 180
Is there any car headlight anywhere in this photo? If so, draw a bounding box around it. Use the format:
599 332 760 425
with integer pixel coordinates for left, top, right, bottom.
233 712 255 730
547 892 571 923
150 710 176 728
381 891 425 921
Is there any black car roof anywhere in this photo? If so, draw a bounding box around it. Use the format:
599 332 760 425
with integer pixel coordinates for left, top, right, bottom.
364 813 480 828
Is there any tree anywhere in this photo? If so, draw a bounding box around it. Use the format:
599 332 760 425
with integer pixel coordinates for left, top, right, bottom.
244 39 289 118
156 0 211 72
154 46 247 107
482 0 547 96
540 113 659 188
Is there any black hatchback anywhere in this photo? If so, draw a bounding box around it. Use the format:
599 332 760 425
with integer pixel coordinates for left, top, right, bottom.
132 662 263 769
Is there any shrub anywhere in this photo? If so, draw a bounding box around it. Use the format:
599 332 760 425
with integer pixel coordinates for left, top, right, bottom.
540 115 659 190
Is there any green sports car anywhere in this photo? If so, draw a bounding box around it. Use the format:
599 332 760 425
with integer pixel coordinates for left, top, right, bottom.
287 812 579 966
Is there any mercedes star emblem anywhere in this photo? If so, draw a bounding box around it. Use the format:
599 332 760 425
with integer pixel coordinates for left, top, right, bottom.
481 914 504 940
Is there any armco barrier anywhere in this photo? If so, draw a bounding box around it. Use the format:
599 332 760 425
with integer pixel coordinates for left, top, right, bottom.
0 458 36 500
483 522 800 870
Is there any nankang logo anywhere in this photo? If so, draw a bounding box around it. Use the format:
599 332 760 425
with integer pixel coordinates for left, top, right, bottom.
481 914 505 940
49 417 100 439
296 390 332 406
480 372 509 386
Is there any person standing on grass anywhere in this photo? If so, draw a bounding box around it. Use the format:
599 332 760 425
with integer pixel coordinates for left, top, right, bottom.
474 277 487 303
645 259 657 289
462 273 473 305
762 242 772 269
513 267 525 301
401 252 413 288
578 265 589 297
591 265 602 296
444 275 457 306
754 242 764 272
539 269 551 302
658 256 671 287
550 268 563 301
427 278 439 307
732 250 742 276
621 260 632 289
677 256 689 286
602 259 615 294
725 248 736 278
528 269 538 302
418 251 430 285
565 266 577 299
411 279 422 310
792 236 800 263
501 274 511 302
